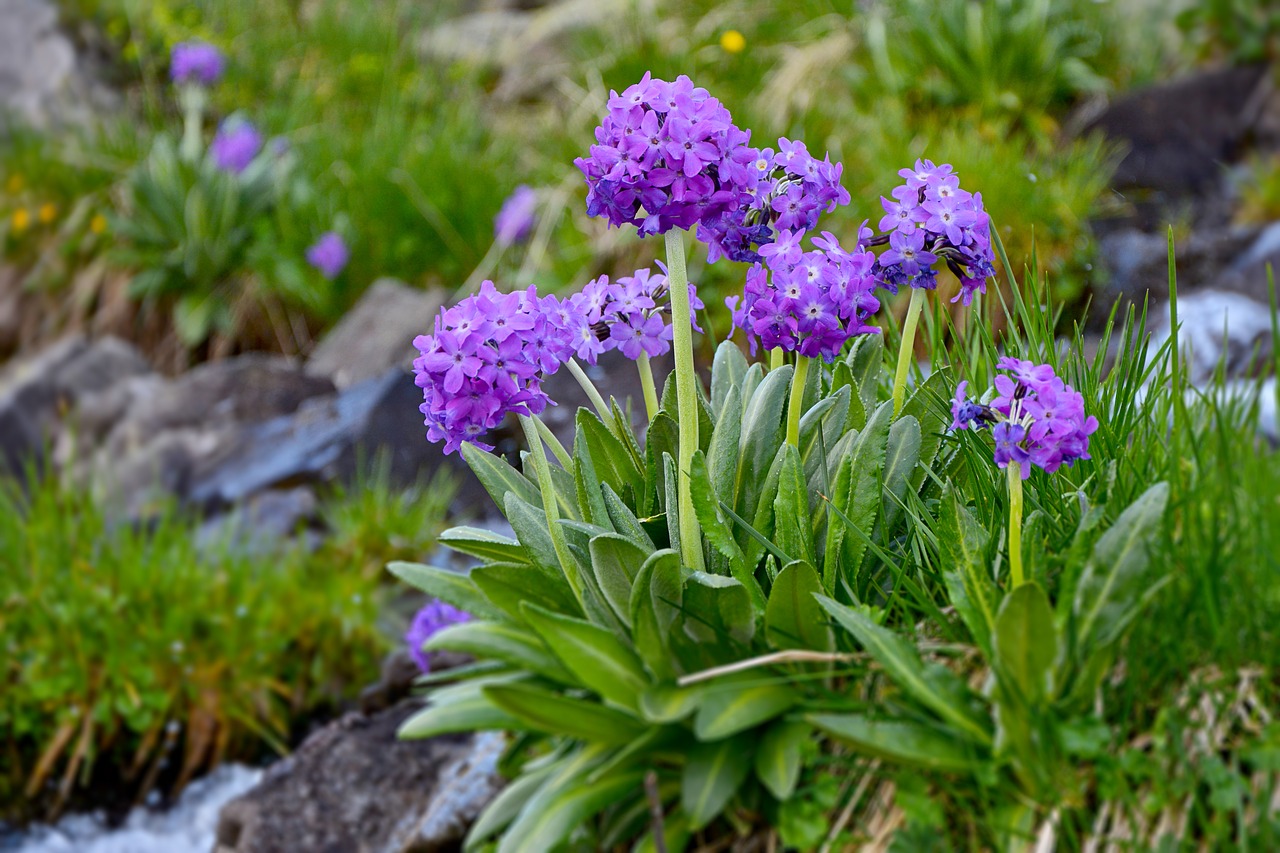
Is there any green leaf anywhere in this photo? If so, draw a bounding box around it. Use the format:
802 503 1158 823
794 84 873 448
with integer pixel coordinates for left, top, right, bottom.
880 414 921 535
425 621 574 683
707 384 744 505
466 763 557 849
816 596 991 745
994 582 1058 705
684 572 756 646
711 340 749 417
1072 482 1170 656
641 413 679 517
399 686 527 739
901 367 951 493
662 452 681 558
577 408 644 506
602 483 655 550
773 444 815 567
807 713 983 771
462 442 541 512
822 401 891 593
936 485 997 655
689 450 764 610
504 493 570 581
694 674 796 740
573 419 610 527
437 526 530 564
845 333 884 415
522 603 649 711
755 721 810 801
732 365 792 548
386 561 502 620
639 682 703 723
588 533 650 627
682 734 755 830
799 384 850 496
470 562 581 621
630 550 684 680
483 682 644 743
766 561 834 651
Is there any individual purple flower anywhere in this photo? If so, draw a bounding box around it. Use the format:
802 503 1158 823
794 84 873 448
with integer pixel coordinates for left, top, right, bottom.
405 600 472 674
494 185 538 247
210 121 262 174
413 281 577 454
950 360 1097 478
170 41 225 87
306 231 349 279
864 159 994 299
727 230 880 360
563 267 698 364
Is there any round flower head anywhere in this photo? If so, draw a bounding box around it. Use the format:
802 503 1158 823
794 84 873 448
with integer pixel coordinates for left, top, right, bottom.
413 281 577 454
210 121 263 174
950 358 1098 478
564 267 702 365
405 600 471 673
575 73 757 239
306 232 349 279
726 229 880 361
867 159 994 303
170 41 225 87
494 185 538 247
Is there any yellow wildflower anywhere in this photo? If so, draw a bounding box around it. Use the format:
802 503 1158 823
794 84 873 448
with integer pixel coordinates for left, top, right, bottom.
90 214 108 235
38 203 56 224
720 30 746 54
12 208 31 232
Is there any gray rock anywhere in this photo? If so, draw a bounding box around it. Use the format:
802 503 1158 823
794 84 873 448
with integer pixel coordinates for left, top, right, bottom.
1150 289 1275 385
1096 226 1261 307
213 700 505 853
307 280 446 390
196 487 320 556
0 0 116 132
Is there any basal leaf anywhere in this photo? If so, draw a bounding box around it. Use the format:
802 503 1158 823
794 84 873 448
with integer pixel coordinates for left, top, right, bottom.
765 561 833 652
711 339 749 417
588 533 650 627
483 682 644 743
807 713 983 771
994 581 1059 705
471 562 581 621
462 442 541 513
437 526 530 565
522 603 649 711
424 620 574 683
755 720 810 801
682 733 755 830
936 485 997 656
693 675 796 740
386 561 503 620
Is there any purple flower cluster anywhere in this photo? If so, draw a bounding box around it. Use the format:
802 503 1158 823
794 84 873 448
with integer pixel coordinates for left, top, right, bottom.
575 73 757 237
699 137 851 264
726 229 880 361
306 232 349 279
870 159 994 305
170 41 225 87
565 268 703 363
951 358 1098 478
405 600 471 674
413 281 576 454
494 185 538 247
210 121 262 174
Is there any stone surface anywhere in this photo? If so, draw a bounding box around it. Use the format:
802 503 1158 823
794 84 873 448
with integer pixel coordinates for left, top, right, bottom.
213 700 505 853
1150 289 1276 385
0 0 116 132
1095 226 1262 308
195 487 321 556
1082 64 1272 197
307 280 447 390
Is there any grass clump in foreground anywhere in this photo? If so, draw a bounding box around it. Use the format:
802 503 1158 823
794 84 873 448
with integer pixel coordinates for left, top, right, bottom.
0 466 451 824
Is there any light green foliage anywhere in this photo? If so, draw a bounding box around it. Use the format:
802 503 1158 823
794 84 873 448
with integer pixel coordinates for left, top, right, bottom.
0 470 398 822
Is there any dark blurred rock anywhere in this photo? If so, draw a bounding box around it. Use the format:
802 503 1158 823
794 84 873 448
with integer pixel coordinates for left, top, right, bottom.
214 701 505 853
1095 226 1261 308
307 279 446 390
358 649 472 715
1150 289 1275 385
1082 65 1272 199
196 487 321 556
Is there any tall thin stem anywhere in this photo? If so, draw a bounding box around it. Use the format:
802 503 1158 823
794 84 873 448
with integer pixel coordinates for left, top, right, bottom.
179 85 207 164
1007 461 1024 588
786 356 810 448
564 358 620 436
519 415 585 606
892 287 928 417
533 416 572 468
770 348 785 371
636 352 660 423
664 228 706 573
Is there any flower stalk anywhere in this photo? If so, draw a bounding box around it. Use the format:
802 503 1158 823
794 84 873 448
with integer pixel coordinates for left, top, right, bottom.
636 352 660 423
665 228 706 572
519 415 586 606
892 287 927 417
786 356 810 448
1007 461 1024 588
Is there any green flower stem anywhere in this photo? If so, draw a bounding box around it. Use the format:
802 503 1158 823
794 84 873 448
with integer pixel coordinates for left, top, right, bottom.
1007 461 1025 588
891 287 928 417
533 416 572 468
770 348 785 371
179 85 207 164
519 414 585 606
786 355 810 448
664 228 706 573
636 352 660 423
564 358 621 436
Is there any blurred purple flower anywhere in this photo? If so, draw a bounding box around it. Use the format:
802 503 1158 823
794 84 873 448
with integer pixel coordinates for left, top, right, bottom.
306 231 349 279
210 121 262 174
494 185 538 247
170 41 225 87
405 600 471 674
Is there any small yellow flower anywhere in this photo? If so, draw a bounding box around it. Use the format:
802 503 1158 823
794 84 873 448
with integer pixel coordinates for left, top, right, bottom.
11 208 31 232
38 203 57 224
5 174 22 194
90 214 108 235
720 30 746 54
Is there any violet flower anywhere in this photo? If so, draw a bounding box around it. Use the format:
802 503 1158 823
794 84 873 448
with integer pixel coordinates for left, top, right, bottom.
170 41 225 87
951 357 1098 478
210 121 262 174
405 600 471 674
494 185 538 247
306 232 349 279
